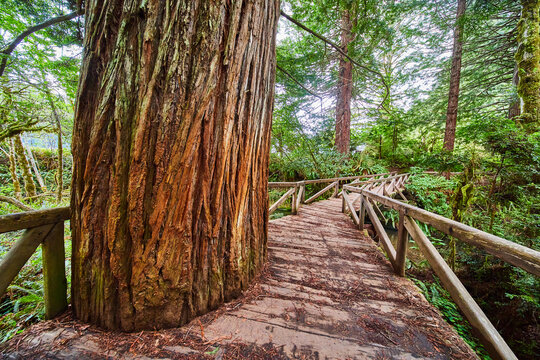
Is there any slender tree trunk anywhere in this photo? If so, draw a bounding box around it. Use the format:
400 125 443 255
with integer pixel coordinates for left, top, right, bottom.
26 147 47 193
443 0 466 152
8 139 22 200
71 0 278 331
13 135 36 197
335 9 353 154
509 66 521 119
516 0 540 132
41 75 63 202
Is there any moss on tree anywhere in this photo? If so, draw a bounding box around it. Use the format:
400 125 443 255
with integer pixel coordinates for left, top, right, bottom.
515 0 540 132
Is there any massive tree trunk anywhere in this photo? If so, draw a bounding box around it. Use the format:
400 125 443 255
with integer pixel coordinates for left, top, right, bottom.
443 0 466 152
71 0 279 331
335 9 353 155
516 0 540 132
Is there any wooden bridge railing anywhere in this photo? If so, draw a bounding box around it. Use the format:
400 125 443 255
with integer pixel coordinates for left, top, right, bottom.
0 207 70 319
268 172 397 215
342 181 540 360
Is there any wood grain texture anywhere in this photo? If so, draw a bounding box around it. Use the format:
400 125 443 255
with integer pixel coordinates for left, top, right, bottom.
344 187 540 276
71 0 279 331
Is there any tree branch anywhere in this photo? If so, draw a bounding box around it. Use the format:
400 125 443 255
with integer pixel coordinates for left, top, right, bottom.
0 10 82 77
280 11 390 107
276 64 322 100
0 195 33 211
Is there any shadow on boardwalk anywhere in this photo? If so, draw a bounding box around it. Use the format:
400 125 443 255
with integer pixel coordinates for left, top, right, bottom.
1 198 477 359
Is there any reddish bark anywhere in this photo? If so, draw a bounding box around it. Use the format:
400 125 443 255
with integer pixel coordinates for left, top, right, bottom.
71 0 279 331
335 10 353 155
443 0 466 152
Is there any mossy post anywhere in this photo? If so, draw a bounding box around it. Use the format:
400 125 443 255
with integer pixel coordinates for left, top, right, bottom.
71 0 279 331
516 0 540 132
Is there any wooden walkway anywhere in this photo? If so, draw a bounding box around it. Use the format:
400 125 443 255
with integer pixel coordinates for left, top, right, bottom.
2 198 477 359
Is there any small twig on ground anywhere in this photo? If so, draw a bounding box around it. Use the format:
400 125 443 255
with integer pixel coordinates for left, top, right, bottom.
129 331 144 352
198 319 206 341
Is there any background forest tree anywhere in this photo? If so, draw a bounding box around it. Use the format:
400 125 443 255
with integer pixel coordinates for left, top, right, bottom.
0 0 538 358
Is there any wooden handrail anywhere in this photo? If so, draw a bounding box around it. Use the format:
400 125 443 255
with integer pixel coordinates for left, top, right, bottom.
0 206 70 234
0 213 68 319
344 186 540 276
304 181 338 204
404 217 516 360
268 172 395 187
269 187 296 215
343 178 538 360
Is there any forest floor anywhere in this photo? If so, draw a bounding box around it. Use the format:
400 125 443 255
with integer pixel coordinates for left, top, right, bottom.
1 198 478 359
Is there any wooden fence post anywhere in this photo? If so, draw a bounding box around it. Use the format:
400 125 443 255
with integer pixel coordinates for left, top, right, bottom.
291 186 297 215
333 181 339 197
0 224 54 299
395 211 408 276
42 221 67 319
359 194 365 230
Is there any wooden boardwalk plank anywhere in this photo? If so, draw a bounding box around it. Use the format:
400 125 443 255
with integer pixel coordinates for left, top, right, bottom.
2 198 478 359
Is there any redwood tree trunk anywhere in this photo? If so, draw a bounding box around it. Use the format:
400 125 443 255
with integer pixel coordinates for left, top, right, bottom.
71 0 279 331
443 0 466 152
335 10 353 154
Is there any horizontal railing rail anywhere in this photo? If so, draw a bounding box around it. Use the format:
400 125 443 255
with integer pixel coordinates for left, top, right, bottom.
267 172 398 215
341 181 540 360
0 206 70 320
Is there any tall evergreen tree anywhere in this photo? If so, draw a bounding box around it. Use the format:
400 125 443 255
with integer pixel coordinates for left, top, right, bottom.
443 0 467 151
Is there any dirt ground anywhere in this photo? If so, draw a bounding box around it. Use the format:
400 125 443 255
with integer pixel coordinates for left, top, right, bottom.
1 198 478 360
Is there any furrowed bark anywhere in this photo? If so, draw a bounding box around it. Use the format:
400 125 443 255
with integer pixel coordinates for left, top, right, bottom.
443 0 466 152
71 0 278 331
335 10 353 155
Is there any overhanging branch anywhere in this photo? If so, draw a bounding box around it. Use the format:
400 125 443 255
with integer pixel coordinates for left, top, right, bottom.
280 11 390 108
0 10 82 77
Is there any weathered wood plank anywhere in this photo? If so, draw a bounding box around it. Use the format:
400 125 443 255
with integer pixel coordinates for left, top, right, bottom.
359 194 365 230
343 186 540 276
404 217 517 360
296 184 305 210
0 224 54 299
363 198 396 266
291 188 298 215
42 222 68 319
395 212 408 277
0 207 70 234
269 188 296 215
342 191 359 225
305 181 338 204
268 182 299 188
303 172 392 184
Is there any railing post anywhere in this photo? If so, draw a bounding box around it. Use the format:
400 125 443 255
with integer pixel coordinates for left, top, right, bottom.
333 181 339 198
300 182 305 204
42 221 67 319
395 211 408 276
291 186 297 215
341 193 346 213
359 194 365 230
